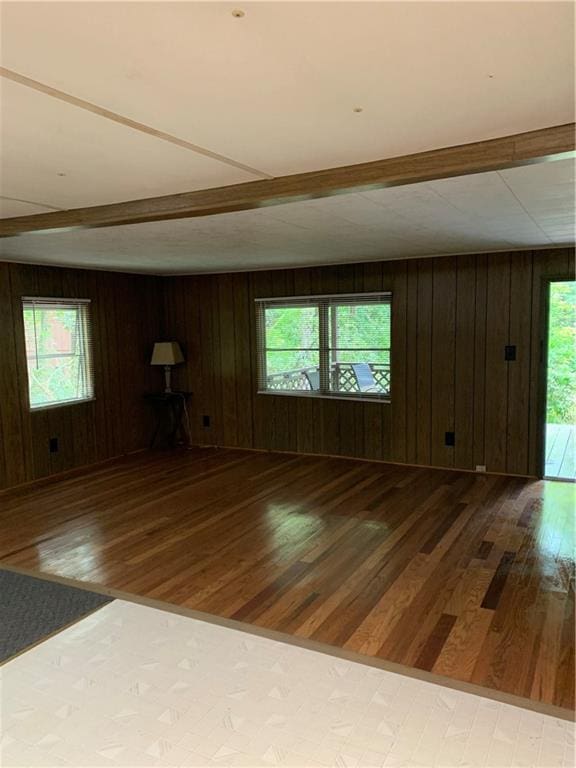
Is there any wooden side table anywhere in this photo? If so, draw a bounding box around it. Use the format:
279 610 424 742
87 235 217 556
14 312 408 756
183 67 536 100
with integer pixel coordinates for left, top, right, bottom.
145 392 192 449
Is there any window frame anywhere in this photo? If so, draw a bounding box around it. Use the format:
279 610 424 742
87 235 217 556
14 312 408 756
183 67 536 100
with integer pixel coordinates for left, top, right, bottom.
256 292 392 403
22 296 95 412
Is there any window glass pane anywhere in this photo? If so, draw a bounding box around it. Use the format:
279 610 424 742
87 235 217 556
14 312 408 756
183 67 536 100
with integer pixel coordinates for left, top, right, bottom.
27 356 84 406
329 304 391 349
265 351 319 390
264 306 319 349
23 302 93 409
328 303 391 395
263 305 320 391
331 349 390 366
24 307 77 357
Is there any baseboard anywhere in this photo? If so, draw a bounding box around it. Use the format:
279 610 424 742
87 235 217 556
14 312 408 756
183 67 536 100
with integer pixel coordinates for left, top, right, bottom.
0 448 148 497
0 440 539 497
197 442 538 480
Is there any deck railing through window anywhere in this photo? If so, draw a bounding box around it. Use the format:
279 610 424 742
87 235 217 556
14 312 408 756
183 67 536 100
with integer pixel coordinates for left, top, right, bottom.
265 361 391 394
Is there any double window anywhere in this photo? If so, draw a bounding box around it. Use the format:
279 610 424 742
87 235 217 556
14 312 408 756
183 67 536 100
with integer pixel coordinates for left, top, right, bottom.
256 293 391 401
22 298 94 410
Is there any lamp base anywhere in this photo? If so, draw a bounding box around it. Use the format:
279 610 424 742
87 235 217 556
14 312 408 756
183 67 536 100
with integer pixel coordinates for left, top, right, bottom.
163 365 172 393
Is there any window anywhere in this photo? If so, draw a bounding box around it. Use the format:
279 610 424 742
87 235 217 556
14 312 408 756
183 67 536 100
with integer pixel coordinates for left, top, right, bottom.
256 293 391 401
22 298 94 410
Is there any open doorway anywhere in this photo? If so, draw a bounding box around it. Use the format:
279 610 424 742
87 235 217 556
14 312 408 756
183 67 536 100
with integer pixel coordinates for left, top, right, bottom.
544 280 576 480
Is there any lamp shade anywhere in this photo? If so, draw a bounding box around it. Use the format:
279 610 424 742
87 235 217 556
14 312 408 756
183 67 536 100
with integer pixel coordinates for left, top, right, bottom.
150 341 184 366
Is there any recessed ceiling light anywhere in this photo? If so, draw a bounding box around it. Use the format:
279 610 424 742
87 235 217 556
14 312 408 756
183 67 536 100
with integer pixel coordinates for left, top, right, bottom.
353 107 363 113
232 9 245 17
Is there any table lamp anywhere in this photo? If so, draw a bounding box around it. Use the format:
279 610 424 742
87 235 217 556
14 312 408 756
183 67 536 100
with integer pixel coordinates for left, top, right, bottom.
150 341 184 393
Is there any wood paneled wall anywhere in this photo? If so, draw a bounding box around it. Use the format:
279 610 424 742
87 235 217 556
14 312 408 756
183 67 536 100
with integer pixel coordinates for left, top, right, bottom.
0 262 162 491
1 248 573 491
164 248 575 477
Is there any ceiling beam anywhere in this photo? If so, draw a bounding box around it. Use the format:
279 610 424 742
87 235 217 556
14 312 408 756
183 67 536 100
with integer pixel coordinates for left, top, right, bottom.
1 124 574 237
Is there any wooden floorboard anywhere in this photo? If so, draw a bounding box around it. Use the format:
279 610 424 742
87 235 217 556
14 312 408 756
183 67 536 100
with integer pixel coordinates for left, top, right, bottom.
545 423 576 480
0 447 574 709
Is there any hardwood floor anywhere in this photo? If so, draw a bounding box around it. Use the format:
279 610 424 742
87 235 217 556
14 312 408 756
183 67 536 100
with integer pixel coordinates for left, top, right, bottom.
0 448 573 710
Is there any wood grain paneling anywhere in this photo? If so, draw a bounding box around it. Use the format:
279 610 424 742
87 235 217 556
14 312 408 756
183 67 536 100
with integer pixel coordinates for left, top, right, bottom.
485 253 512 471
430 257 457 468
454 254 477 469
415 260 433 466
0 262 162 491
473 254 489 468
0 264 27 488
405 260 419 465
166 249 574 477
507 252 534 475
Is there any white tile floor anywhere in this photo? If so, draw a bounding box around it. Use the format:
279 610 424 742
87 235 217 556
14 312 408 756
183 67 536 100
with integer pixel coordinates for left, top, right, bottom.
1 600 574 768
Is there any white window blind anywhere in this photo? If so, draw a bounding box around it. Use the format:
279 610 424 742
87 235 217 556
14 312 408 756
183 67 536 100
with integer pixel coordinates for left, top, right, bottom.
22 297 95 410
256 292 391 401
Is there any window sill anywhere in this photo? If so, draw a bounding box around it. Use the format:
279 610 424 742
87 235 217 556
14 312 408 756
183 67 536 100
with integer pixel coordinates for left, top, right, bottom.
29 397 96 413
257 390 390 404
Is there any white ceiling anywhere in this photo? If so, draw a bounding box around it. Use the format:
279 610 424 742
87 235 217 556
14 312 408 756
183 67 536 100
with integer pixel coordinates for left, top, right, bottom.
0 77 256 211
0 2 574 273
1 159 573 274
1 1 574 208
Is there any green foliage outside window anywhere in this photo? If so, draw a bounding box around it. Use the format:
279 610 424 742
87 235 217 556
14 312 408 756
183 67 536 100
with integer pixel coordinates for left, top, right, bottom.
264 306 319 374
331 304 391 366
547 281 576 425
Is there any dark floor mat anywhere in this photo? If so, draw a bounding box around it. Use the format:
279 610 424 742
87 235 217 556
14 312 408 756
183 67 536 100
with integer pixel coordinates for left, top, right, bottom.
0 569 112 662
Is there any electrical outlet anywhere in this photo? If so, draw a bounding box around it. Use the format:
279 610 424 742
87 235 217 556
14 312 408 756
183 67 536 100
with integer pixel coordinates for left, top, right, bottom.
475 464 487 473
444 431 455 447
504 345 517 361
49 437 59 453
202 415 210 428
